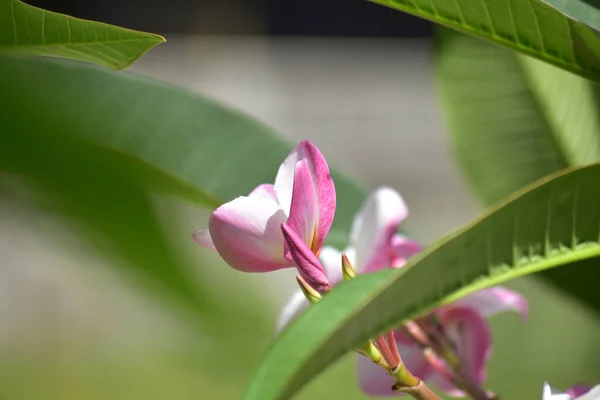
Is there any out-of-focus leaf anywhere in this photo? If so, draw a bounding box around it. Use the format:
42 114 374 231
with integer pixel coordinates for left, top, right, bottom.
437 28 600 313
0 54 367 330
0 0 164 69
0 55 365 249
437 28 600 205
541 0 600 32
368 0 600 82
244 164 600 400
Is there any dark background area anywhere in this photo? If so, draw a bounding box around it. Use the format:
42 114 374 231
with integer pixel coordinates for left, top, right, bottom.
27 0 433 37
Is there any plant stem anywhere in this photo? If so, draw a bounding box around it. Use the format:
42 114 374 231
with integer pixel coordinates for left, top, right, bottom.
394 381 442 400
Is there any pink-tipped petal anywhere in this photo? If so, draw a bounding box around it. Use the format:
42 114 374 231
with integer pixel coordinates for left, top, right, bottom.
318 246 345 286
390 235 423 268
357 334 431 397
429 307 492 397
274 140 336 249
275 289 310 333
454 287 528 321
208 194 290 272
566 384 591 398
281 223 331 292
351 187 409 274
193 229 216 250
285 160 319 257
250 183 277 199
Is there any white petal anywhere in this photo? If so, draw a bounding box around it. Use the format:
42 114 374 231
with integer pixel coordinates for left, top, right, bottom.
580 386 600 400
276 290 309 333
350 187 408 272
543 382 574 400
318 246 346 285
274 147 302 217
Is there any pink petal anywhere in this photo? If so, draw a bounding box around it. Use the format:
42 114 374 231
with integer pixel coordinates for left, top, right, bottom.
357 333 431 396
193 229 216 250
284 159 319 257
250 183 276 199
318 246 345 286
429 307 492 397
275 289 309 333
390 235 423 268
281 223 330 292
566 384 591 398
274 140 336 251
453 287 528 322
350 187 408 274
208 194 291 272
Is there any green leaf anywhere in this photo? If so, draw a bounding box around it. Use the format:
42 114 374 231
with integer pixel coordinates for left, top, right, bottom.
368 0 600 82
437 28 600 205
541 0 600 32
0 54 366 327
0 54 365 249
0 0 164 69
244 164 600 400
436 28 600 312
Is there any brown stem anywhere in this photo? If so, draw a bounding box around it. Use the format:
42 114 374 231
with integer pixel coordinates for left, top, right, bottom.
394 380 442 400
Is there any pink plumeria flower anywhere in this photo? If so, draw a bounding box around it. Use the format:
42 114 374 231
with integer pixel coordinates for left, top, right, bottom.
277 187 420 331
543 382 600 399
276 187 528 397
194 140 335 283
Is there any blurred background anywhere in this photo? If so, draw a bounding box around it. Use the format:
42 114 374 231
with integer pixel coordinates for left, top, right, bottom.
2 1 600 399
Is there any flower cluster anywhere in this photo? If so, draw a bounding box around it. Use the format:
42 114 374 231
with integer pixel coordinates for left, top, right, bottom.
194 140 588 399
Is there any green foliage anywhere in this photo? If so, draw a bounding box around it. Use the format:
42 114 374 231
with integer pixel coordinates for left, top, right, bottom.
0 54 366 325
436 29 600 313
243 164 600 400
368 0 600 82
0 0 164 69
437 29 600 206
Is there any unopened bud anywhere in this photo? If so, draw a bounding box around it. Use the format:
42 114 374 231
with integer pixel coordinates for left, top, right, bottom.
296 275 322 304
341 253 356 280
360 340 387 369
281 223 331 293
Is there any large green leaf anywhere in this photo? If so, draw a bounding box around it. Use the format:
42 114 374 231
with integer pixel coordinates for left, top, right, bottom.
437 28 600 205
368 0 600 82
0 53 365 325
244 164 600 400
541 0 600 32
0 54 365 249
0 0 164 69
436 29 600 312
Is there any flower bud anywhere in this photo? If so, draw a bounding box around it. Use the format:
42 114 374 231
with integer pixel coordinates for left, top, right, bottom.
341 253 356 280
296 275 322 304
281 223 331 293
